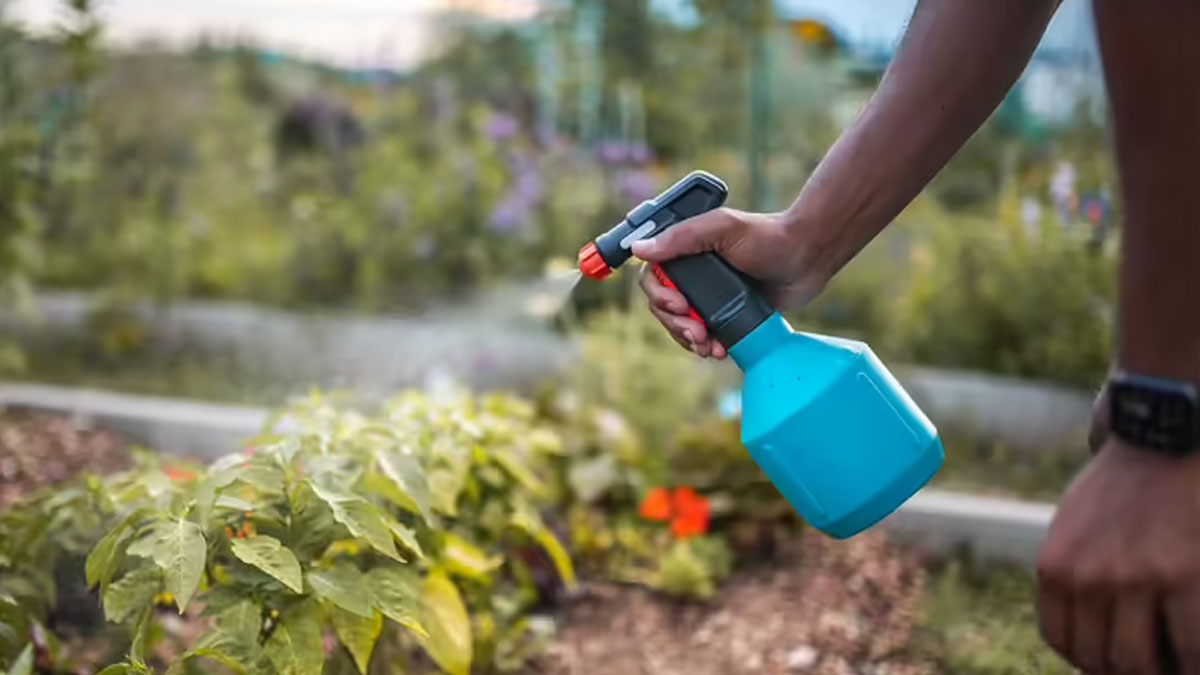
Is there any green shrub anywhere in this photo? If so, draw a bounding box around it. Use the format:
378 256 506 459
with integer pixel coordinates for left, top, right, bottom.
1 390 576 674
894 205 1115 389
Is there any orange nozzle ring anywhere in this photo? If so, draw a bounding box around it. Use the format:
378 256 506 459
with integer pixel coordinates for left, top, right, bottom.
578 242 612 280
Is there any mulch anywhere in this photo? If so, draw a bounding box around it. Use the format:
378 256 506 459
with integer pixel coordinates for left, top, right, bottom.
0 408 134 509
530 531 936 675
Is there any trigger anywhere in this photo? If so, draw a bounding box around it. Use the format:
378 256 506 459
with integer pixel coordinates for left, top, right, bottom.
651 264 703 324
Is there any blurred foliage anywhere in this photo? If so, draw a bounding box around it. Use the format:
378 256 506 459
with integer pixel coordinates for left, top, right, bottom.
916 558 1073 674
892 198 1115 389
5 0 1120 390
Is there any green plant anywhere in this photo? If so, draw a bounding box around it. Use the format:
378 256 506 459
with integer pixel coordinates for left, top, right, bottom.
1 390 575 675
916 559 1073 674
894 200 1115 389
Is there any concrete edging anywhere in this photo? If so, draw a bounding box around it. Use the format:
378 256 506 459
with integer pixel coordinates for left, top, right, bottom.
0 381 1055 568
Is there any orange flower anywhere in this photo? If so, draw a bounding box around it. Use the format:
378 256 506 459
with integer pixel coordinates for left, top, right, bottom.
639 486 710 538
638 487 673 522
164 467 197 483
670 487 710 539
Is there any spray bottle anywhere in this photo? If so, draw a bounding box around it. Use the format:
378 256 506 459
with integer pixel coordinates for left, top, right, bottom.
577 171 944 539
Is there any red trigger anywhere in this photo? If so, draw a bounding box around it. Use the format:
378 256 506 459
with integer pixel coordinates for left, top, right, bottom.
651 264 703 324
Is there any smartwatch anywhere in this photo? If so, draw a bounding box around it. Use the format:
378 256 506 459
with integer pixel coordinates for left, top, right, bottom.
1108 370 1200 456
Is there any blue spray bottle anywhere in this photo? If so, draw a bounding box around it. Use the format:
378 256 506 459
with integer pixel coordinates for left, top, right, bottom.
578 171 943 538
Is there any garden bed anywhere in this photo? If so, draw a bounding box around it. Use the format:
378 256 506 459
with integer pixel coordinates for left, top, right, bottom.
0 409 134 509
0 410 1069 675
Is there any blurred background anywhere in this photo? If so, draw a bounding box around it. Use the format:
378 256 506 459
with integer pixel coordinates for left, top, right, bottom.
0 1 1114 673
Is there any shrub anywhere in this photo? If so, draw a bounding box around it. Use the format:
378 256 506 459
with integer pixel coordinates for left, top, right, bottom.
2 390 576 674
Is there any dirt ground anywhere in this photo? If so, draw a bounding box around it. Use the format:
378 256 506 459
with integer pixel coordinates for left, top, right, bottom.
0 408 133 508
531 531 937 675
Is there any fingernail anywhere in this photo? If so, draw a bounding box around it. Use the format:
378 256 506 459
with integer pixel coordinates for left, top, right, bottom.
631 238 657 258
683 330 698 351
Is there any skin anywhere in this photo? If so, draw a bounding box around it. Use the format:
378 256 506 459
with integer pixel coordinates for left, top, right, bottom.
635 0 1200 672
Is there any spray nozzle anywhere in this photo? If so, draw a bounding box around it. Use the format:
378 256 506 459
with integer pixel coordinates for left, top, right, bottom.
577 242 612 281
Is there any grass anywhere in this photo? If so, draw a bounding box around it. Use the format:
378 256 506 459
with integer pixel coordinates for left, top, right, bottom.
914 556 1073 674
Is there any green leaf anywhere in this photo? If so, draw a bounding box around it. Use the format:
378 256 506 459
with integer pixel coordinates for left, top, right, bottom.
129 607 151 666
415 570 472 675
95 665 134 675
214 495 255 512
373 449 431 521
103 566 159 624
383 516 424 559
491 448 548 497
567 455 617 504
87 513 137 593
330 606 382 674
428 468 465 516
238 464 284 492
364 566 426 637
441 533 501 583
127 517 206 613
230 536 303 594
264 600 324 675
309 483 402 562
511 508 577 590
7 643 33 675
307 565 372 618
190 601 265 674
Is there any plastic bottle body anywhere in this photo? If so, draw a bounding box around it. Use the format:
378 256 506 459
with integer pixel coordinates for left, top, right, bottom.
730 314 944 539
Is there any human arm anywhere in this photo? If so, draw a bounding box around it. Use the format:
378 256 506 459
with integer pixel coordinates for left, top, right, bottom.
1036 1 1200 672
634 0 1062 357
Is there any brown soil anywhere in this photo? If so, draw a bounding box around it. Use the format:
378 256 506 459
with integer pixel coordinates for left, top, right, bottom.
0 408 134 509
531 531 936 675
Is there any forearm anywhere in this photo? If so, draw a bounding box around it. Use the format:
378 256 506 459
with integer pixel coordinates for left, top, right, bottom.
783 0 1060 286
1094 0 1200 382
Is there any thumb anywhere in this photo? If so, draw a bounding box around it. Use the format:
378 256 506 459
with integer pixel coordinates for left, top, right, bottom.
630 208 738 262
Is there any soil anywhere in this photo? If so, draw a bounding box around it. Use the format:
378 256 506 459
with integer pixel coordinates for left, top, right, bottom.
531 531 936 675
0 408 134 509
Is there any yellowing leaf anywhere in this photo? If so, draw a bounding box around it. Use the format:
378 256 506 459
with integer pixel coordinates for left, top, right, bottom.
230 536 303 594
511 508 576 590
416 570 472 675
306 565 372 618
126 517 206 613
264 600 324 675
103 566 159 623
309 483 402 562
330 606 382 674
441 533 501 583
364 566 426 638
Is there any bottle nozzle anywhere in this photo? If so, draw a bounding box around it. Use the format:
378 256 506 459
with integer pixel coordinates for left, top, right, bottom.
578 242 612 280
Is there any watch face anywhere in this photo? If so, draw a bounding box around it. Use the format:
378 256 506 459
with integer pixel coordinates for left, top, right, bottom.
1110 375 1200 454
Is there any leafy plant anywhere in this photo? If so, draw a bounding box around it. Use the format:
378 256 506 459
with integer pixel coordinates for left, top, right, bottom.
1 390 575 675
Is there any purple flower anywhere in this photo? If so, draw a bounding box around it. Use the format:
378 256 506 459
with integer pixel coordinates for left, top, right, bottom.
616 170 657 203
628 142 653 165
488 197 530 234
486 112 519 142
596 140 628 166
514 165 543 203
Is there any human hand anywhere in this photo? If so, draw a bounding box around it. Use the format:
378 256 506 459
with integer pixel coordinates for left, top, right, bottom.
1037 439 1200 673
631 208 824 359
